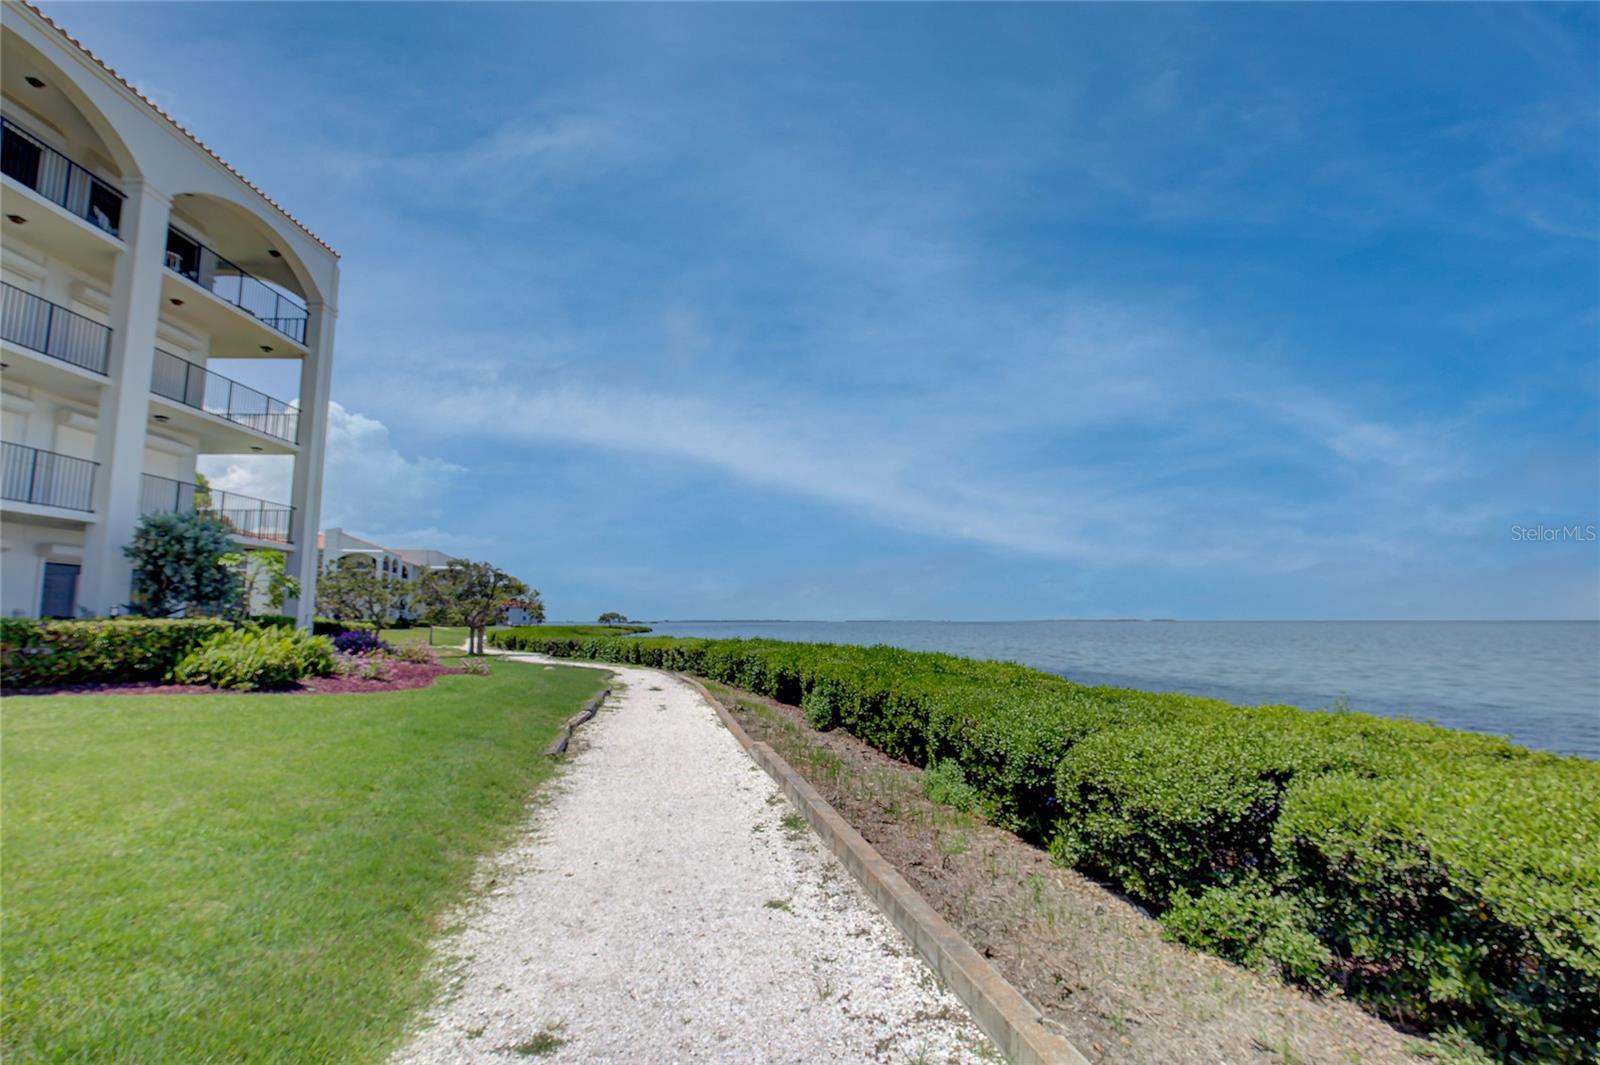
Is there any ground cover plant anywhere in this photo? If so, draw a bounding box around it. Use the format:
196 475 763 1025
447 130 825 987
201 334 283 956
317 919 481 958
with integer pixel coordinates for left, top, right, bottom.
489 628 1600 1062
1 658 608 1064
171 627 335 691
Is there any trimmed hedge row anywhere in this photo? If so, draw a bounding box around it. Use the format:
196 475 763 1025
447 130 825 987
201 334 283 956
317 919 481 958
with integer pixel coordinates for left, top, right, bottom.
489 629 1600 1061
1 618 233 688
0 618 368 688
313 618 378 636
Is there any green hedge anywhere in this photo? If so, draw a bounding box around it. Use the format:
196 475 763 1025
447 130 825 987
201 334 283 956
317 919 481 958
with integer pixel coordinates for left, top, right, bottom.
312 618 377 636
1 618 233 688
487 628 1600 1060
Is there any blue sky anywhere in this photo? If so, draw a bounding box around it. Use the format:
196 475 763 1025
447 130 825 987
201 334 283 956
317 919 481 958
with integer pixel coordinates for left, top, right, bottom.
45 3 1599 620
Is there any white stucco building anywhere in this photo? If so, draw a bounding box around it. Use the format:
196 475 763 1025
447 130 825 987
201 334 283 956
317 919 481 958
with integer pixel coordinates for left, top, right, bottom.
319 528 452 587
1 1 338 624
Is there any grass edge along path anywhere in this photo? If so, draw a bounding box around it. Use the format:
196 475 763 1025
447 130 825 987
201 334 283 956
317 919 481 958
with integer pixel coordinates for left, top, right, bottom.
1 657 609 1064
488 628 1600 1064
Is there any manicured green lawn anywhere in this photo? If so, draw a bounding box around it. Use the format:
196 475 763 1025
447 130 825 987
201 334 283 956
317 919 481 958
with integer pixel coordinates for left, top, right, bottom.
1 659 608 1063
380 625 469 650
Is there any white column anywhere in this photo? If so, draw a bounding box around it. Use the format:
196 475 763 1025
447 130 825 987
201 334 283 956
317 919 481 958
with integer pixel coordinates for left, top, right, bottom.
78 180 171 615
286 292 337 629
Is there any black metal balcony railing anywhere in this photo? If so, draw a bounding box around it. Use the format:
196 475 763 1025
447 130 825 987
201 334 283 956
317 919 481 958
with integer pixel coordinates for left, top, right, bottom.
2 442 96 512
139 472 293 544
1 282 112 375
1 116 124 237
165 227 308 344
151 349 299 444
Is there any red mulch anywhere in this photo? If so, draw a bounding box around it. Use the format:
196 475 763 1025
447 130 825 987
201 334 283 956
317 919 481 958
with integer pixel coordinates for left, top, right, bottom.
301 661 462 694
5 661 462 698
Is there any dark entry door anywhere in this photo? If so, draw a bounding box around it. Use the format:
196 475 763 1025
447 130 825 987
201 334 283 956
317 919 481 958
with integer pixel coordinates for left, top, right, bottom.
39 562 79 618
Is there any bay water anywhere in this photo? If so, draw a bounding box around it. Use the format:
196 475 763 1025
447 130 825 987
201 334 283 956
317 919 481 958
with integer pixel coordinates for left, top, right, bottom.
638 620 1599 759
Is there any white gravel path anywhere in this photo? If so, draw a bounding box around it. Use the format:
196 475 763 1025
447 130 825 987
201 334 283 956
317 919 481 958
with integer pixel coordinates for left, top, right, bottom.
391 658 996 1065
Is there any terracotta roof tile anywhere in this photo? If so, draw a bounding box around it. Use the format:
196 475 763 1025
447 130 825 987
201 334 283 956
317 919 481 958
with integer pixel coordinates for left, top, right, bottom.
18 1 339 258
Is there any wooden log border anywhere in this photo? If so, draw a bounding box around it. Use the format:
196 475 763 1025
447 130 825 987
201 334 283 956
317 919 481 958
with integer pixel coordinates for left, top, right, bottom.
545 688 611 757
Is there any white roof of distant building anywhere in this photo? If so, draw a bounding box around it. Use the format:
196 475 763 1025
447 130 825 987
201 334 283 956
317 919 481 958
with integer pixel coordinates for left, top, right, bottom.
391 547 455 570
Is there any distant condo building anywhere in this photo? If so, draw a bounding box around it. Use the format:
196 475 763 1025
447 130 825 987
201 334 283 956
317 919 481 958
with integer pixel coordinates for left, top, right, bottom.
319 528 535 626
318 528 453 587
318 528 454 620
0 1 339 623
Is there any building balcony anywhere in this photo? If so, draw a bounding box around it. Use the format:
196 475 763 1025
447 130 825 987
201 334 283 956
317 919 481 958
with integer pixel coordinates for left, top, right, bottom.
2 441 96 524
0 115 124 274
1 282 111 405
149 348 298 454
2 281 110 374
163 225 308 350
139 472 293 546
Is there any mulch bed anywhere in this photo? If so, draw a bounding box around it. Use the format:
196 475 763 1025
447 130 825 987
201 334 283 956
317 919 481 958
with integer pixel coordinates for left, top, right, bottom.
302 661 462 694
5 661 461 698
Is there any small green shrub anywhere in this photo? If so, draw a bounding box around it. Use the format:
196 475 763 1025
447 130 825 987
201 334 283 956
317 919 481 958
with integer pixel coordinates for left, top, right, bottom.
173 628 334 691
394 642 438 666
352 655 390 681
921 760 984 814
1161 881 1332 987
1 618 233 688
250 614 296 629
802 683 840 730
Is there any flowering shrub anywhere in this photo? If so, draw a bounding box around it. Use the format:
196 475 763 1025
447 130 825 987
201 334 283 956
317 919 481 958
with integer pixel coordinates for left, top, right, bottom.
332 630 390 656
357 656 390 681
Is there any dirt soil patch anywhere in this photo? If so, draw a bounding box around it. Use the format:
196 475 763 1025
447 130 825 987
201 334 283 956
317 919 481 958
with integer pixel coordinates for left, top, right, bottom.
701 677 1446 1065
6 661 462 698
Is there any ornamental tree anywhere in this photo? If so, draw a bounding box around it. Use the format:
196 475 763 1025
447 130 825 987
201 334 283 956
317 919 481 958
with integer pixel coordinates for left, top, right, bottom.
220 548 300 617
416 559 531 655
124 510 241 618
316 555 405 625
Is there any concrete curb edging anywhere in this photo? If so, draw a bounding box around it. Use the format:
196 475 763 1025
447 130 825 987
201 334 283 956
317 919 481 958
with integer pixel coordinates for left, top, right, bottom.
679 674 1090 1065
